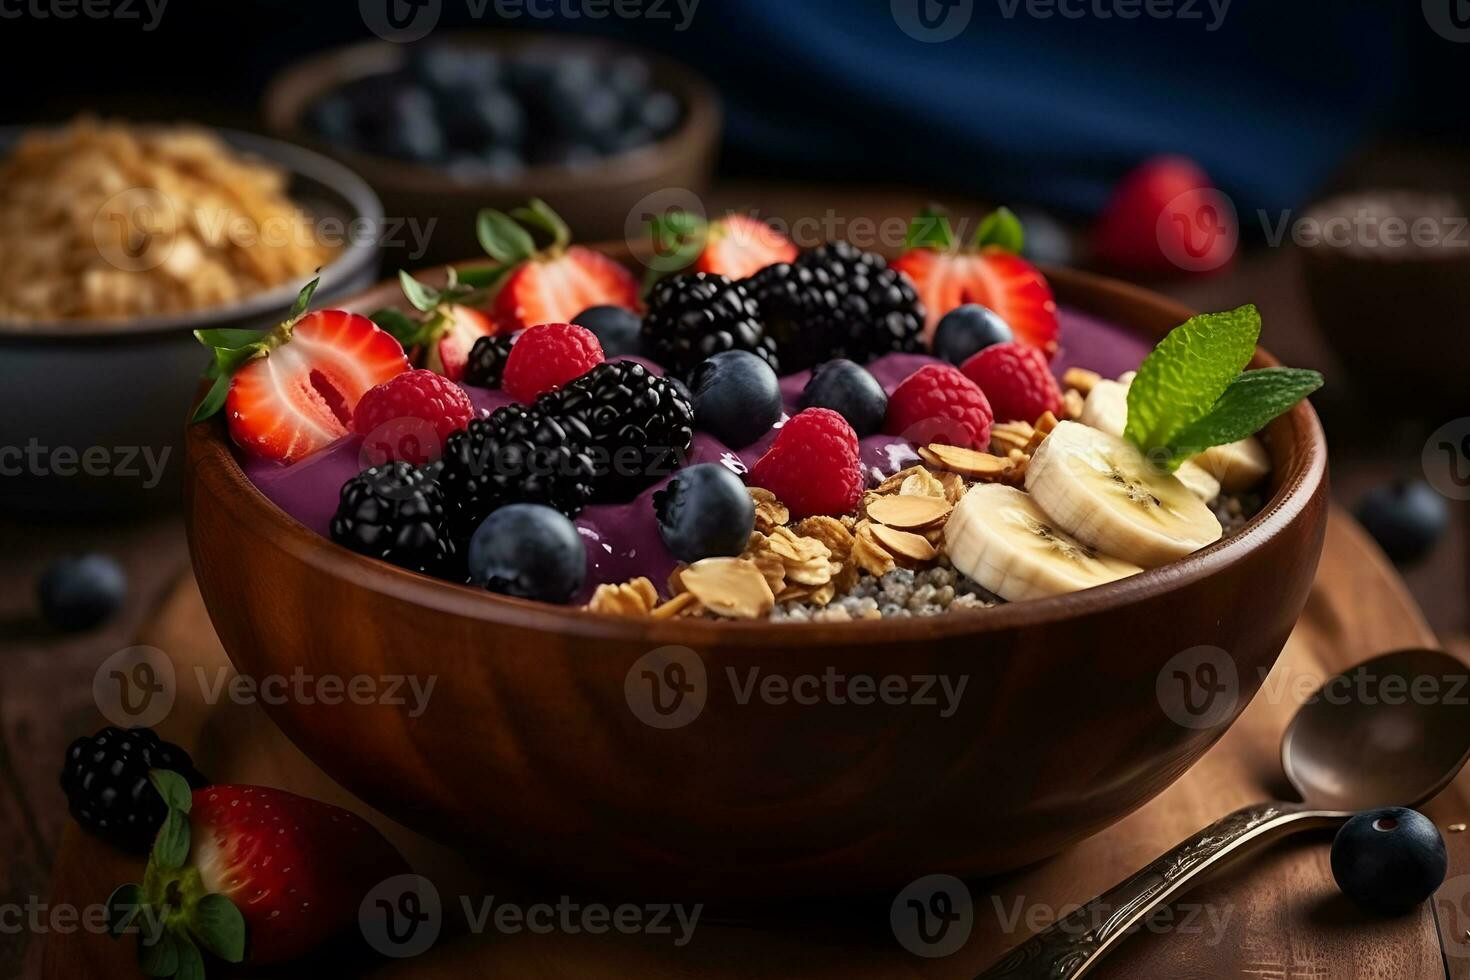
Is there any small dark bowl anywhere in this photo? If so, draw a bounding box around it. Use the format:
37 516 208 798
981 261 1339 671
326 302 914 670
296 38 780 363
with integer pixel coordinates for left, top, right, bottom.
0 128 383 514
263 32 720 261
184 253 1329 901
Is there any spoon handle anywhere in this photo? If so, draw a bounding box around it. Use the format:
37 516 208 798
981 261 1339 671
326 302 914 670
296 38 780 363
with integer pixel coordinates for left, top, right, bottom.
976 801 1345 979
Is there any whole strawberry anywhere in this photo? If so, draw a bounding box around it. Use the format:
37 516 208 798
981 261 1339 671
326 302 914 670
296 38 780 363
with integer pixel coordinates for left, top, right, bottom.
884 363 993 450
1092 155 1237 276
747 408 863 519
961 342 1063 423
108 772 409 973
501 322 604 402
355 368 475 466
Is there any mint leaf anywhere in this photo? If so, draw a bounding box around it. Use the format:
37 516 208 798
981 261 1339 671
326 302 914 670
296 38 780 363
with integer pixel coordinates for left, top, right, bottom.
974 206 1024 253
476 208 536 264
149 771 192 813
904 207 956 250
1125 304 1260 453
191 894 246 963
1161 367 1322 466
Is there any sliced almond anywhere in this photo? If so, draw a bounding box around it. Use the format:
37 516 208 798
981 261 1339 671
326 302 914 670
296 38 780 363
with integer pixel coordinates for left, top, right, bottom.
678 557 775 619
866 494 953 531
936 470 969 504
650 592 700 620
1062 388 1085 421
1062 367 1101 395
852 524 897 577
990 421 1035 456
869 523 939 564
586 578 658 616
922 444 1013 479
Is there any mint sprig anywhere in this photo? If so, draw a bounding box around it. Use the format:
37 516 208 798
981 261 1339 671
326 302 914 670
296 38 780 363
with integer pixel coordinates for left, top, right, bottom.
1124 304 1322 471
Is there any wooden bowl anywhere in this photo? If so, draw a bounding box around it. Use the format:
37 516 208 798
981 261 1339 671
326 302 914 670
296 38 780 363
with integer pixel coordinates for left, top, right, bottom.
262 33 720 262
183 260 1329 901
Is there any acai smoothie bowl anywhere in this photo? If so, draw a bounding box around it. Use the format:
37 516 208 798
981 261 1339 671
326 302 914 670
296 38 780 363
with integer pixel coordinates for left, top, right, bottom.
184 203 1329 896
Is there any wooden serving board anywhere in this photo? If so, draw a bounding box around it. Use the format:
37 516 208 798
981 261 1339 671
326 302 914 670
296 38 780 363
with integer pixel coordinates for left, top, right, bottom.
41 508 1470 979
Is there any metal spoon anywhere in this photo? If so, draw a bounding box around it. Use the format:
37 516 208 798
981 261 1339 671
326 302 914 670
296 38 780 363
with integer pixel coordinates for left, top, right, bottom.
979 647 1470 979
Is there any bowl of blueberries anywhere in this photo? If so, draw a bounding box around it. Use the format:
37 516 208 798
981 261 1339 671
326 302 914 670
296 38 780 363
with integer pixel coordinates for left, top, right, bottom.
265 33 719 263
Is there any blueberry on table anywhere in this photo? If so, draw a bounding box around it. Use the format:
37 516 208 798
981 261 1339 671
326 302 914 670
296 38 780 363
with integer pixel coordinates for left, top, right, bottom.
688 350 783 448
1354 479 1447 565
800 359 888 438
37 553 126 631
469 504 586 604
1331 807 1447 913
932 304 1014 365
654 464 757 563
572 305 643 358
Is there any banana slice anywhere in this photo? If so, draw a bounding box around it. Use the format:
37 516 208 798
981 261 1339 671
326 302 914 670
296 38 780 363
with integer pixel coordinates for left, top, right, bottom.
945 483 1143 601
1078 380 1221 502
1194 437 1270 493
1025 421 1223 568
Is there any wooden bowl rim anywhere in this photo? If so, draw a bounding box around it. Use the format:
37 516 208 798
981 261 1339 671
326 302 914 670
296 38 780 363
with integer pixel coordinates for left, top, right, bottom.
185 261 1327 647
261 30 722 197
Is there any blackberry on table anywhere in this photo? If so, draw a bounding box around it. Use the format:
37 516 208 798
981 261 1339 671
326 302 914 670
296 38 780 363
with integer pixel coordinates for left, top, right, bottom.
744 240 925 372
538 360 694 502
330 461 458 578
640 273 778 379
60 726 208 854
462 334 516 388
438 404 597 540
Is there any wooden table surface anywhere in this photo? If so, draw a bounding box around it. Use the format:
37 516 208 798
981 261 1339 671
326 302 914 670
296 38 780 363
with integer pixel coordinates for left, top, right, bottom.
5 180 1468 978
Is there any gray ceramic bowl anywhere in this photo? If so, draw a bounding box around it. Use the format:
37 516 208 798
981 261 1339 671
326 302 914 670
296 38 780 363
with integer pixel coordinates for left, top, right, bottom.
0 128 383 514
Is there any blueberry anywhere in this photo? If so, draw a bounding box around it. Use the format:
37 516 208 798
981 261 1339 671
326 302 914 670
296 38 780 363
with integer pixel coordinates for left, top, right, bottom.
468 504 585 603
799 359 887 438
306 94 357 145
38 554 127 631
382 87 447 162
607 55 651 96
1354 479 1447 565
653 464 756 563
932 304 1013 365
572 305 643 358
1331 807 1447 914
633 91 680 134
688 351 783 449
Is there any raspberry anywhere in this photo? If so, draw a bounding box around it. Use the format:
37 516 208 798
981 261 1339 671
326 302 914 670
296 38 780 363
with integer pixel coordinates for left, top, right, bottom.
501 323 604 403
884 364 993 449
747 408 863 519
353 369 474 466
960 342 1063 424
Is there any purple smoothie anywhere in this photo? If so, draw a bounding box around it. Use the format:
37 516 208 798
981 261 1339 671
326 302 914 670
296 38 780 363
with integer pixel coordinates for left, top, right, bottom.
241 307 1150 602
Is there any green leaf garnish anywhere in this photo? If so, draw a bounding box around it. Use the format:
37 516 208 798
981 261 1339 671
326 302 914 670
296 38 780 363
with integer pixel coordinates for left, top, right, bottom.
476 208 537 264
1123 305 1322 471
289 276 321 319
138 927 179 977
173 932 206 980
150 807 190 871
974 206 1024 253
511 197 571 252
149 771 193 813
643 209 708 290
192 894 246 964
398 269 441 313
904 207 956 250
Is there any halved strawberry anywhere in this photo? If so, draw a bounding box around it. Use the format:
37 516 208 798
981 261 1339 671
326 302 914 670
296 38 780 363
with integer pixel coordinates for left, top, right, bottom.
193 280 410 465
891 207 1060 358
693 213 797 279
373 268 507 382
425 304 496 381
109 773 409 973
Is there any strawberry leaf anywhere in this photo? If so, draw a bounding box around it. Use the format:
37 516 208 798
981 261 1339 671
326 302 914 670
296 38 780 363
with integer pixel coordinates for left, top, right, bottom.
511 197 571 252
289 276 322 319
1125 304 1260 454
904 207 956 250
151 807 190 871
173 932 206 980
107 883 145 938
138 927 179 978
1160 367 1322 468
974 206 1025 253
476 208 536 264
371 307 428 347
191 894 246 964
455 264 508 290
643 209 707 288
398 270 441 313
194 327 267 349
149 770 193 813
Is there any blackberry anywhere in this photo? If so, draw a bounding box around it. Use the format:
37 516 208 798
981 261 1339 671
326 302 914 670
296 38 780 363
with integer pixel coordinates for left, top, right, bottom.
60 726 208 854
641 273 778 379
462 334 516 388
538 360 694 501
745 240 925 372
330 461 458 578
438 404 596 540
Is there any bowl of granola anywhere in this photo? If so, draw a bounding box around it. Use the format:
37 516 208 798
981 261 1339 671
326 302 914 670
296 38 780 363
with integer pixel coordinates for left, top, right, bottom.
184 205 1328 898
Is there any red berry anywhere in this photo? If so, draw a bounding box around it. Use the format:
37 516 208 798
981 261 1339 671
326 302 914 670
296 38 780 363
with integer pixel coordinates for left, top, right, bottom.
747 408 863 519
960 342 1063 424
501 322 604 403
1092 155 1237 276
353 368 474 466
884 363 993 449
